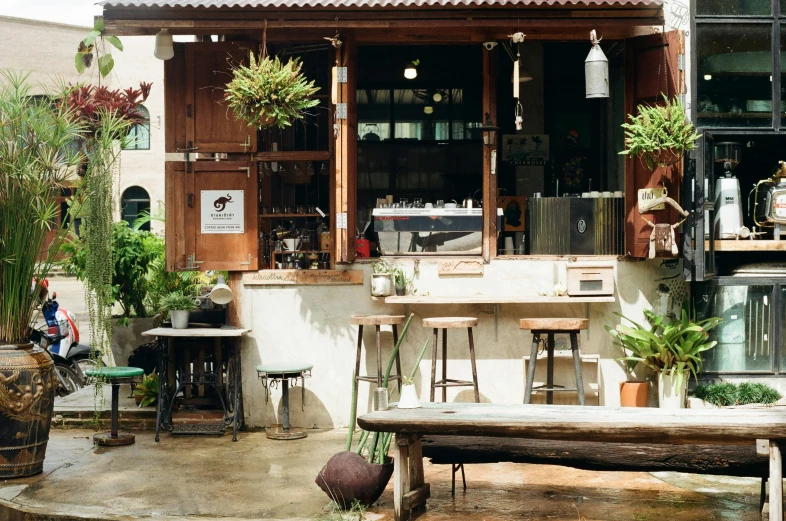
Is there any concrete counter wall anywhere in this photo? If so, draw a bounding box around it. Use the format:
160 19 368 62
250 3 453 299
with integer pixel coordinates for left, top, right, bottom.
238 258 688 429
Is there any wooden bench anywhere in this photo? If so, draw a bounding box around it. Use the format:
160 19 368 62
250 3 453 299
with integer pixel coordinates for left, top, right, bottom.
358 403 786 521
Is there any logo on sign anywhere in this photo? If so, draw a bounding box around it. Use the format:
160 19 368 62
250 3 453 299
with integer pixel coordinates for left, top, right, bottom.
577 219 587 234
213 194 233 212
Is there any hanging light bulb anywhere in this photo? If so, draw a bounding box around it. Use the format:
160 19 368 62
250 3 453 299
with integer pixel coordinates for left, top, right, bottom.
154 29 174 60
585 29 609 99
404 59 419 80
423 106 434 115
432 92 443 103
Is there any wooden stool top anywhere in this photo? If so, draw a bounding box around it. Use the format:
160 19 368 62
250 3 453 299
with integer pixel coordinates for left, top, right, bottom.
423 317 478 328
519 318 589 331
350 314 406 326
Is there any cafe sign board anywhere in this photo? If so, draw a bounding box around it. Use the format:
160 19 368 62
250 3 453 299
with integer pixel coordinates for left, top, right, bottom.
201 190 244 234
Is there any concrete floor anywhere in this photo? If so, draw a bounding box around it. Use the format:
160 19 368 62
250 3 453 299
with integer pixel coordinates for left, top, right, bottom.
0 429 764 521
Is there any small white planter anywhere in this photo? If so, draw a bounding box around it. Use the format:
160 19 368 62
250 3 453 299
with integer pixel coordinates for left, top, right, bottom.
397 384 421 409
170 310 190 329
658 370 688 408
370 273 393 297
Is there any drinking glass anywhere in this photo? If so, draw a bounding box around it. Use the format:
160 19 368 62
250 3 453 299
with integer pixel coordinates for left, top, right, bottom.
413 198 424 208
436 200 445 208
399 198 408 208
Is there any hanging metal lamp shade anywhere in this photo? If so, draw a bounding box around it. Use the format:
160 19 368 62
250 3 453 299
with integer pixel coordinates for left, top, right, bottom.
585 30 609 99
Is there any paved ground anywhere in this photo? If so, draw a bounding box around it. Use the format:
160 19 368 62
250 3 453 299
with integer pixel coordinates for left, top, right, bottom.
0 428 764 521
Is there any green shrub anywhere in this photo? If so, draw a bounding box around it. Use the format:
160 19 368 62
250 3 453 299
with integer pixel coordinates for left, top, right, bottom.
693 382 782 407
737 382 782 405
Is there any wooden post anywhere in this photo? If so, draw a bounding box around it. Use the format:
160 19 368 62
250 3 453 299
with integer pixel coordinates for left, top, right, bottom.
769 440 782 521
334 32 357 264
482 45 498 263
394 434 411 521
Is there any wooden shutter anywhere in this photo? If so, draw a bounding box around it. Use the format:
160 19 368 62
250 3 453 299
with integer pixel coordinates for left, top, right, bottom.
190 161 259 271
624 31 684 258
482 46 498 263
333 34 357 263
186 42 257 154
165 162 189 271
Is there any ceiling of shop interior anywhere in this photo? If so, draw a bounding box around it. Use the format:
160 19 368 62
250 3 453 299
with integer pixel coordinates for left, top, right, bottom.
100 0 663 8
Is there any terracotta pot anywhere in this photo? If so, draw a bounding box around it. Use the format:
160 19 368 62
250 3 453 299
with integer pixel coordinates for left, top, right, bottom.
315 450 394 508
0 343 57 478
619 381 648 407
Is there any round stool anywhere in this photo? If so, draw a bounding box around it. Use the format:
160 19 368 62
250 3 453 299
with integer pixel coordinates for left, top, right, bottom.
423 317 480 403
256 362 312 440
349 315 405 429
85 366 144 446
520 318 588 406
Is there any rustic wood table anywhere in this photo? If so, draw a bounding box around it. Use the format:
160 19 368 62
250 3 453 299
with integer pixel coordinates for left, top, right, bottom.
358 402 786 521
142 327 250 442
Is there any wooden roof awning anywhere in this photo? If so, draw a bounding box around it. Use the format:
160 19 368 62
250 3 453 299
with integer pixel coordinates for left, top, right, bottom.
101 0 664 40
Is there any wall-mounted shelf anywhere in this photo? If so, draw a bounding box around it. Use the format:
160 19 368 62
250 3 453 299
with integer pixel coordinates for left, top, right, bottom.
255 151 331 161
261 214 322 218
706 240 786 251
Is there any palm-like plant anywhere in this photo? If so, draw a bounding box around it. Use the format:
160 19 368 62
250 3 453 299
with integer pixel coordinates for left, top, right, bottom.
0 72 84 344
605 303 723 384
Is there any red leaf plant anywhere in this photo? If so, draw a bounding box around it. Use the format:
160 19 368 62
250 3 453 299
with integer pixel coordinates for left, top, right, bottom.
61 82 152 136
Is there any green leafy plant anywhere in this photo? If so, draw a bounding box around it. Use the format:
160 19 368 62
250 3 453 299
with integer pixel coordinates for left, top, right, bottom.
159 291 197 315
223 52 320 129
693 382 782 407
133 372 159 407
74 19 124 78
0 71 84 344
620 95 700 170
393 267 409 288
370 259 394 275
605 302 723 385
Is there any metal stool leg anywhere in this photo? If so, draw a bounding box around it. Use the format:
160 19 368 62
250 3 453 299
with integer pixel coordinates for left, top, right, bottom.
430 327 438 402
524 333 540 404
110 382 120 438
376 325 383 389
467 327 480 403
352 325 364 431
281 379 290 431
93 380 135 446
570 331 586 406
393 324 403 393
451 463 467 496
546 333 555 404
441 328 448 402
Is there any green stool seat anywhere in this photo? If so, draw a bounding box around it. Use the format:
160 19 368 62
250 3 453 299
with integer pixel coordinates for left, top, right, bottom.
86 365 144 447
256 362 312 440
86 366 144 379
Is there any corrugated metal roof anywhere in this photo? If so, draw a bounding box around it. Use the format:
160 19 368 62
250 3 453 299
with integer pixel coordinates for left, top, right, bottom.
101 0 662 8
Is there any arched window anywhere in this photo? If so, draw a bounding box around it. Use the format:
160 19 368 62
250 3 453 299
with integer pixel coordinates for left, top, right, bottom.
121 186 151 230
124 105 150 150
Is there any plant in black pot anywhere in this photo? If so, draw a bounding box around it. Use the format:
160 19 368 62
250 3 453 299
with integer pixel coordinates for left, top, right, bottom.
316 314 429 509
0 72 84 478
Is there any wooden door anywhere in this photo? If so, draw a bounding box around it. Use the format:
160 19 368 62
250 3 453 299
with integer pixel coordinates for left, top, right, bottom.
191 161 259 271
624 31 684 258
186 42 257 154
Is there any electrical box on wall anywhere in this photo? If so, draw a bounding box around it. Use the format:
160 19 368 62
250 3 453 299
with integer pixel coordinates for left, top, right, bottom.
566 263 615 296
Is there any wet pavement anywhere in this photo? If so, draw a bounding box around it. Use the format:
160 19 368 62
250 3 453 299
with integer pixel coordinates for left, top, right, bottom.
0 429 764 521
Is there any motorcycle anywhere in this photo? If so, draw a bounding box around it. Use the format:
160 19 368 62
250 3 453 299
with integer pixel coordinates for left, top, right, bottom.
37 286 101 374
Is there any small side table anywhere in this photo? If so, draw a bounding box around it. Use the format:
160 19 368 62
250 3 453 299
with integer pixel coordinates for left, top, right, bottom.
85 366 144 446
256 362 312 440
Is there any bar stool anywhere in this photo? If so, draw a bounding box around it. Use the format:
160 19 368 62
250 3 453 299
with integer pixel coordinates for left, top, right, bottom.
349 315 405 427
424 317 480 403
85 366 144 446
520 318 588 406
256 362 312 440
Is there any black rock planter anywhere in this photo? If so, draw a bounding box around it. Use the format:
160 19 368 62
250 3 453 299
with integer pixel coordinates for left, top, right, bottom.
315 451 394 508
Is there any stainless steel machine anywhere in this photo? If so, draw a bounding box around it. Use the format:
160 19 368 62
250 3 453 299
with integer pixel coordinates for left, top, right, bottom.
713 142 746 239
752 160 786 240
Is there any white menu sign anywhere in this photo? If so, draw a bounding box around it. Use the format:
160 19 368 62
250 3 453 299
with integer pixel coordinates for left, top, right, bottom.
201 190 244 234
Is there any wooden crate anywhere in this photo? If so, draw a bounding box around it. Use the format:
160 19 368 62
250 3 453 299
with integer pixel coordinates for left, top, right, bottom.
566 263 614 296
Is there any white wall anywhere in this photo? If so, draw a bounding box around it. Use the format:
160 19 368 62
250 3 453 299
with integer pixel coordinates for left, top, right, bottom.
238 258 688 429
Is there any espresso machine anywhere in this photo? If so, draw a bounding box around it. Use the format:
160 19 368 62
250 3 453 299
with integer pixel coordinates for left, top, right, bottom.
713 142 747 239
752 160 786 240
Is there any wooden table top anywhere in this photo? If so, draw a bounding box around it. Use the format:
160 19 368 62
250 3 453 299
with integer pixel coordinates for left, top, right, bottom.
358 402 786 446
380 296 615 304
142 327 250 338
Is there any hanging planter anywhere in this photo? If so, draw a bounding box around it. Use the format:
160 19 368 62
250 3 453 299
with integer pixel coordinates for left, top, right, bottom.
619 95 699 171
223 51 320 129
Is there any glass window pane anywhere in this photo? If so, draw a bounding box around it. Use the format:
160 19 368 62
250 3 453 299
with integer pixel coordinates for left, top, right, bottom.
781 26 786 126
697 0 770 16
696 283 773 372
697 24 772 128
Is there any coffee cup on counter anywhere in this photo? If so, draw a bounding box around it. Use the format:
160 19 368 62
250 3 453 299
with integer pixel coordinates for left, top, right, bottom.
444 202 458 209
425 203 434 209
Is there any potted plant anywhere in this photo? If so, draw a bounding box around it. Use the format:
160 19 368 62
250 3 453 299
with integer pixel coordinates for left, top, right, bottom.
393 267 410 297
223 51 320 129
370 259 394 297
133 372 159 407
619 95 700 171
606 303 722 408
159 291 197 329
0 72 84 478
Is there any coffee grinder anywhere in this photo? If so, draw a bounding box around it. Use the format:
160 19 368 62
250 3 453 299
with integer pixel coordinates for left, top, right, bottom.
713 142 747 239
752 160 786 240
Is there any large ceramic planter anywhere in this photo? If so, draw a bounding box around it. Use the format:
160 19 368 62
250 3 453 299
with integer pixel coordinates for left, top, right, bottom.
370 274 393 297
315 451 394 508
619 381 649 407
658 370 688 409
0 343 56 478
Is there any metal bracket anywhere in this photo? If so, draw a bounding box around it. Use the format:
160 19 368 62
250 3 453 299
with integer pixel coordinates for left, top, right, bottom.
336 67 348 83
335 103 347 120
677 54 685 71
240 136 252 150
239 166 250 178
186 254 205 270
239 254 252 266
336 212 347 229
